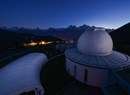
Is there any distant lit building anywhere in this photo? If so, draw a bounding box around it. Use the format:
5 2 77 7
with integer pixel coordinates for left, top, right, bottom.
23 40 53 47
65 29 130 87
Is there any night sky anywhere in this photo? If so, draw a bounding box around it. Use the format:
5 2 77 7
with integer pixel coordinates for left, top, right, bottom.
0 0 130 29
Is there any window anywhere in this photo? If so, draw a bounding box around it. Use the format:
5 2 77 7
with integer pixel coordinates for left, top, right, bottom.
74 65 76 78
84 69 88 82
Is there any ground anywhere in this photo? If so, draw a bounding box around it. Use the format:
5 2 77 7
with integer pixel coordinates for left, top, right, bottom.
40 54 73 95
40 54 103 95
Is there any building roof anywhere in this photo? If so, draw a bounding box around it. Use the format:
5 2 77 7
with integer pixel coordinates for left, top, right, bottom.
65 47 130 69
0 53 48 95
77 29 113 56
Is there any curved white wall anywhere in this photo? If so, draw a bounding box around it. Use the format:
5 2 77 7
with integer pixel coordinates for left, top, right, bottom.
0 53 48 95
66 58 110 87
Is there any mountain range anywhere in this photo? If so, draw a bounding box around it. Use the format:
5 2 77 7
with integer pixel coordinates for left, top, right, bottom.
2 24 114 40
0 29 62 48
2 23 130 49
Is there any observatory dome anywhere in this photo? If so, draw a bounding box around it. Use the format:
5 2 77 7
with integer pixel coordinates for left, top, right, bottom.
65 28 130 87
77 29 113 56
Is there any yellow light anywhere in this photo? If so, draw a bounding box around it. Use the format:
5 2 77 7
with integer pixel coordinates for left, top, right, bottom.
23 41 53 47
29 42 37 46
47 41 53 44
39 41 45 45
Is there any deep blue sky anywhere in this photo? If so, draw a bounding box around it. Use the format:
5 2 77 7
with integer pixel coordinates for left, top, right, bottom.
0 0 130 29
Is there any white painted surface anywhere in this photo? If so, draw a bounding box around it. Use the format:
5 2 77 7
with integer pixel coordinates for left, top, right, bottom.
66 58 74 76
77 29 113 56
66 58 110 87
65 48 130 69
0 53 48 95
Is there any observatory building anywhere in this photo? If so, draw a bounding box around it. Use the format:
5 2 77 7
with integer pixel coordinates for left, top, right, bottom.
65 29 130 87
0 53 48 95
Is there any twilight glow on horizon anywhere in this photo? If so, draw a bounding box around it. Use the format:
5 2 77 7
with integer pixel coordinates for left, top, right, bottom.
0 0 130 29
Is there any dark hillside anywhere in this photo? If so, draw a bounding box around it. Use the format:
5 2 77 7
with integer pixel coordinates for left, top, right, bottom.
110 23 130 45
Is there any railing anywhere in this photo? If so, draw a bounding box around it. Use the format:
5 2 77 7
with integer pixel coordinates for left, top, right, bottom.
111 70 130 94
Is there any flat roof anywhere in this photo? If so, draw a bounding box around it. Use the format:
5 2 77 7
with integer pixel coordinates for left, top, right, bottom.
0 53 48 95
65 47 130 69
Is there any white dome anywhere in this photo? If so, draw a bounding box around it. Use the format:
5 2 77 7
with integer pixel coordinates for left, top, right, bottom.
77 29 113 56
